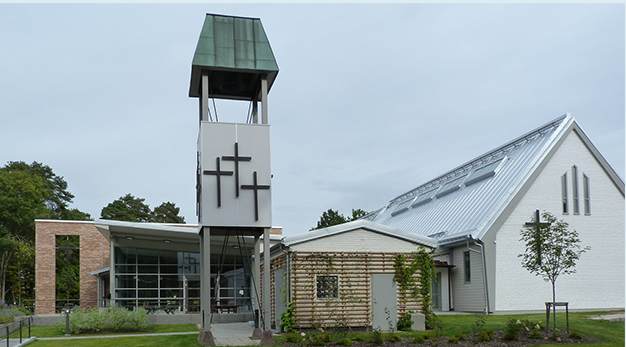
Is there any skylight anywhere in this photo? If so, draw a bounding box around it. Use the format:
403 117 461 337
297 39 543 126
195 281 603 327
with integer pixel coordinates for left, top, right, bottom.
412 189 437 208
465 158 506 186
391 198 414 216
435 175 466 198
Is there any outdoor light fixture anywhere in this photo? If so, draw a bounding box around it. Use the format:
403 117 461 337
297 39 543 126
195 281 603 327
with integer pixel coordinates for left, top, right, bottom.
126 236 134 240
163 239 172 243
232 245 240 249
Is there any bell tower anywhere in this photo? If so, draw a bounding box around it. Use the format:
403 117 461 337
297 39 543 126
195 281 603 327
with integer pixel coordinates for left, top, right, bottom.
189 13 279 342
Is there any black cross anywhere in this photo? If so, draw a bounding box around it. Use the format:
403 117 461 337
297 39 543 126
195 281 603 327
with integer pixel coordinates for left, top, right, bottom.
203 157 233 207
524 210 551 264
57 236 79 268
241 171 270 221
222 142 252 198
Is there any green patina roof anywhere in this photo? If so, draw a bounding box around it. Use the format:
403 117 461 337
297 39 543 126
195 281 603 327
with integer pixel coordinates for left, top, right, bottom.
189 14 279 99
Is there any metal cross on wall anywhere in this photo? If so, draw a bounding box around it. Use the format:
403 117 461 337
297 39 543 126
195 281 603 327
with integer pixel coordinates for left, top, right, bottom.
203 157 233 207
222 142 252 197
241 171 270 221
524 210 551 264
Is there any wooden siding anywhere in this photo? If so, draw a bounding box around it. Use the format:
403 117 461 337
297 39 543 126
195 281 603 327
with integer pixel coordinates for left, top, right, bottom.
284 251 423 329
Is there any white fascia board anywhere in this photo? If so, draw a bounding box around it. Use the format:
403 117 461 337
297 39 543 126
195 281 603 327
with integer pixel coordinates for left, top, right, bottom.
283 220 437 249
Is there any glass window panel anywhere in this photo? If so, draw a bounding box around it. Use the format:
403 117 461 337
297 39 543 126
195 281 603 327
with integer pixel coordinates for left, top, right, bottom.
115 289 136 299
160 251 178 265
220 288 235 298
562 173 568 214
160 289 183 298
436 176 466 198
137 275 158 288
316 275 339 299
412 189 437 208
160 275 181 289
160 265 179 274
115 275 136 289
138 290 158 299
138 265 158 273
137 249 158 264
584 174 591 214
465 158 504 186
391 198 413 216
572 166 579 214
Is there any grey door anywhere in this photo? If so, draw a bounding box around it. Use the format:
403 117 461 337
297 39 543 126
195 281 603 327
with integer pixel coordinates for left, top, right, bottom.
274 268 287 329
371 274 397 331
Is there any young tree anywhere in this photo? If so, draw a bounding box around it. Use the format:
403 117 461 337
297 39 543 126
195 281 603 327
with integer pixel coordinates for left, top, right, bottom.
518 211 590 304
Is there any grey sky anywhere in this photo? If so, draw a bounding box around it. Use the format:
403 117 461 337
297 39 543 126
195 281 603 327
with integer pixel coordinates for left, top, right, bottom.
1 4 623 235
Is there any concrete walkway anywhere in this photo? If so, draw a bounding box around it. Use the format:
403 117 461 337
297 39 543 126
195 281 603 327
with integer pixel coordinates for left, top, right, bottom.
211 322 259 346
589 312 625 322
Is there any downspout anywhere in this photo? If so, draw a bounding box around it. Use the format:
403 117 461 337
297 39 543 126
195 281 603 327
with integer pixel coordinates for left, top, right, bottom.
466 236 490 314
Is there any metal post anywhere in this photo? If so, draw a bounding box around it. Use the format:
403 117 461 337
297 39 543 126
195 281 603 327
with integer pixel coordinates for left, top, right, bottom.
65 309 70 336
19 319 22 342
6 325 9 347
262 228 271 330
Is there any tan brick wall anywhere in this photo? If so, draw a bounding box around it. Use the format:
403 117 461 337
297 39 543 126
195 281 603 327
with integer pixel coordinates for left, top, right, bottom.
35 220 110 314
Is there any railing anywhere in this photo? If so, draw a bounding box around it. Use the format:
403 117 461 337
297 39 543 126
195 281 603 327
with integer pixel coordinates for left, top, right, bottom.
0 316 33 347
30 298 203 314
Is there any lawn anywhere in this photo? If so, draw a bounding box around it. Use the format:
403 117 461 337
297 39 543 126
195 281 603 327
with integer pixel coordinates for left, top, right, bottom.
23 311 624 347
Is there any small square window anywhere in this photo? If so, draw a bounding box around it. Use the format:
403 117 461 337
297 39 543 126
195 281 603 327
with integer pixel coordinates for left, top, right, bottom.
316 275 339 299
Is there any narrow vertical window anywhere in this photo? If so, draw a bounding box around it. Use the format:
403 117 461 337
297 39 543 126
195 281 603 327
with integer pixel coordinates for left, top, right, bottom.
572 166 579 214
561 173 568 214
463 251 471 283
583 174 591 215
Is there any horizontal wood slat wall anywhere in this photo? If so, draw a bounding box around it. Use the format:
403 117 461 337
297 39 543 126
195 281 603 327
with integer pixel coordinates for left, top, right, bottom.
273 251 423 329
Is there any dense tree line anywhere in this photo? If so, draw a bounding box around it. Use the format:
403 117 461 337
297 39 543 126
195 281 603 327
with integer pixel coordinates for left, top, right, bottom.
310 208 368 230
0 161 185 306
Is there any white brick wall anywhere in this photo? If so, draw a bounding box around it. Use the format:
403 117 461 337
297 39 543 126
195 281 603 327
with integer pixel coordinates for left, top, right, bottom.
495 130 625 311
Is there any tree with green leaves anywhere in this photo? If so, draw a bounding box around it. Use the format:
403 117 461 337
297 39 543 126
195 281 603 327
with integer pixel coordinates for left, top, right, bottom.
0 161 90 302
310 208 369 230
152 202 186 223
518 211 590 320
101 194 185 223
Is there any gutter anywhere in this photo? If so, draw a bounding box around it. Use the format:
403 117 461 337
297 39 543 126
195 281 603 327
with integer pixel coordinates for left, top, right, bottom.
466 235 490 314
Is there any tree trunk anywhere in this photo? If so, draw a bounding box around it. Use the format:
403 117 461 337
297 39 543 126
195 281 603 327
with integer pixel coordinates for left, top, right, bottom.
552 280 556 331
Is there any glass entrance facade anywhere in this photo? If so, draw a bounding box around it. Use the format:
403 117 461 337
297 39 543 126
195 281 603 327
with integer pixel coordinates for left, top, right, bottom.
114 246 252 313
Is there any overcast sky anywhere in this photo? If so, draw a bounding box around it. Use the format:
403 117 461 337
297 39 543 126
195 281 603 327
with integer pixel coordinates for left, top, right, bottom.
1 3 624 236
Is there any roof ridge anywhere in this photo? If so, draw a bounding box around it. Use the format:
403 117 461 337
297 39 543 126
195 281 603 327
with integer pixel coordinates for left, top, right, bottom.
389 114 570 205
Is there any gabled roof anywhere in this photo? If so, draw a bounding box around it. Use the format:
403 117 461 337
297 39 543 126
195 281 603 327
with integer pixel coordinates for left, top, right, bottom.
367 114 624 247
282 219 437 248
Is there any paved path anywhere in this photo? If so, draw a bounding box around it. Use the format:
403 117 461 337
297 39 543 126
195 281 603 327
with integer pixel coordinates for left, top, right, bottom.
589 312 625 322
211 322 259 346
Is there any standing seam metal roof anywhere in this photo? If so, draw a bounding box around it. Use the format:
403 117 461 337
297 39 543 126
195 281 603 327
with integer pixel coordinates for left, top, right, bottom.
370 115 572 245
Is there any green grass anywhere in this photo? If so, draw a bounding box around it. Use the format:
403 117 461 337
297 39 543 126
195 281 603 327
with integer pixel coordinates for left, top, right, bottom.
25 311 624 347
30 323 199 338
28 334 201 347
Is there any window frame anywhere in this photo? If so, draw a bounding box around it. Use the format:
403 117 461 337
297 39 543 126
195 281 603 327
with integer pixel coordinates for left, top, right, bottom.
572 166 579 215
583 174 591 215
463 251 471 283
315 274 339 300
561 173 568 214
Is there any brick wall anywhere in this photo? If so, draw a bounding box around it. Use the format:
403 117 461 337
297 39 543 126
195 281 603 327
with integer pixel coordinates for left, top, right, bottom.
35 220 110 314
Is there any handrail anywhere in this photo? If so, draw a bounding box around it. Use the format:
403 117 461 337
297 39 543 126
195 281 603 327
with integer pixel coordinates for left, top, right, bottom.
0 316 33 347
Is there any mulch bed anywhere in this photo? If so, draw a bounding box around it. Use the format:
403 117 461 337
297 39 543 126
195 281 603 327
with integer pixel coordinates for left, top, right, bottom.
278 329 602 347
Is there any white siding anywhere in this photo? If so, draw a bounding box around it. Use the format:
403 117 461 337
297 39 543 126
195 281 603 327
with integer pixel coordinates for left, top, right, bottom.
495 130 625 311
450 246 486 312
290 228 421 253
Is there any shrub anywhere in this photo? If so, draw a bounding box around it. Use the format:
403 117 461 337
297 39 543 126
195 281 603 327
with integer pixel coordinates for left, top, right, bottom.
447 336 460 344
283 332 302 343
352 335 364 342
106 306 130 330
308 335 327 346
370 329 384 344
503 318 523 341
126 307 149 330
410 334 425 344
336 338 352 346
475 329 494 342
529 327 543 339
453 332 465 340
0 314 13 324
386 333 401 342
397 312 413 331
85 308 107 332
568 330 583 340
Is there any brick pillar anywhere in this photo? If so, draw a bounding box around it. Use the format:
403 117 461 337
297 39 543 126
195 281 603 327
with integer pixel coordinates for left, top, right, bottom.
35 221 110 315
